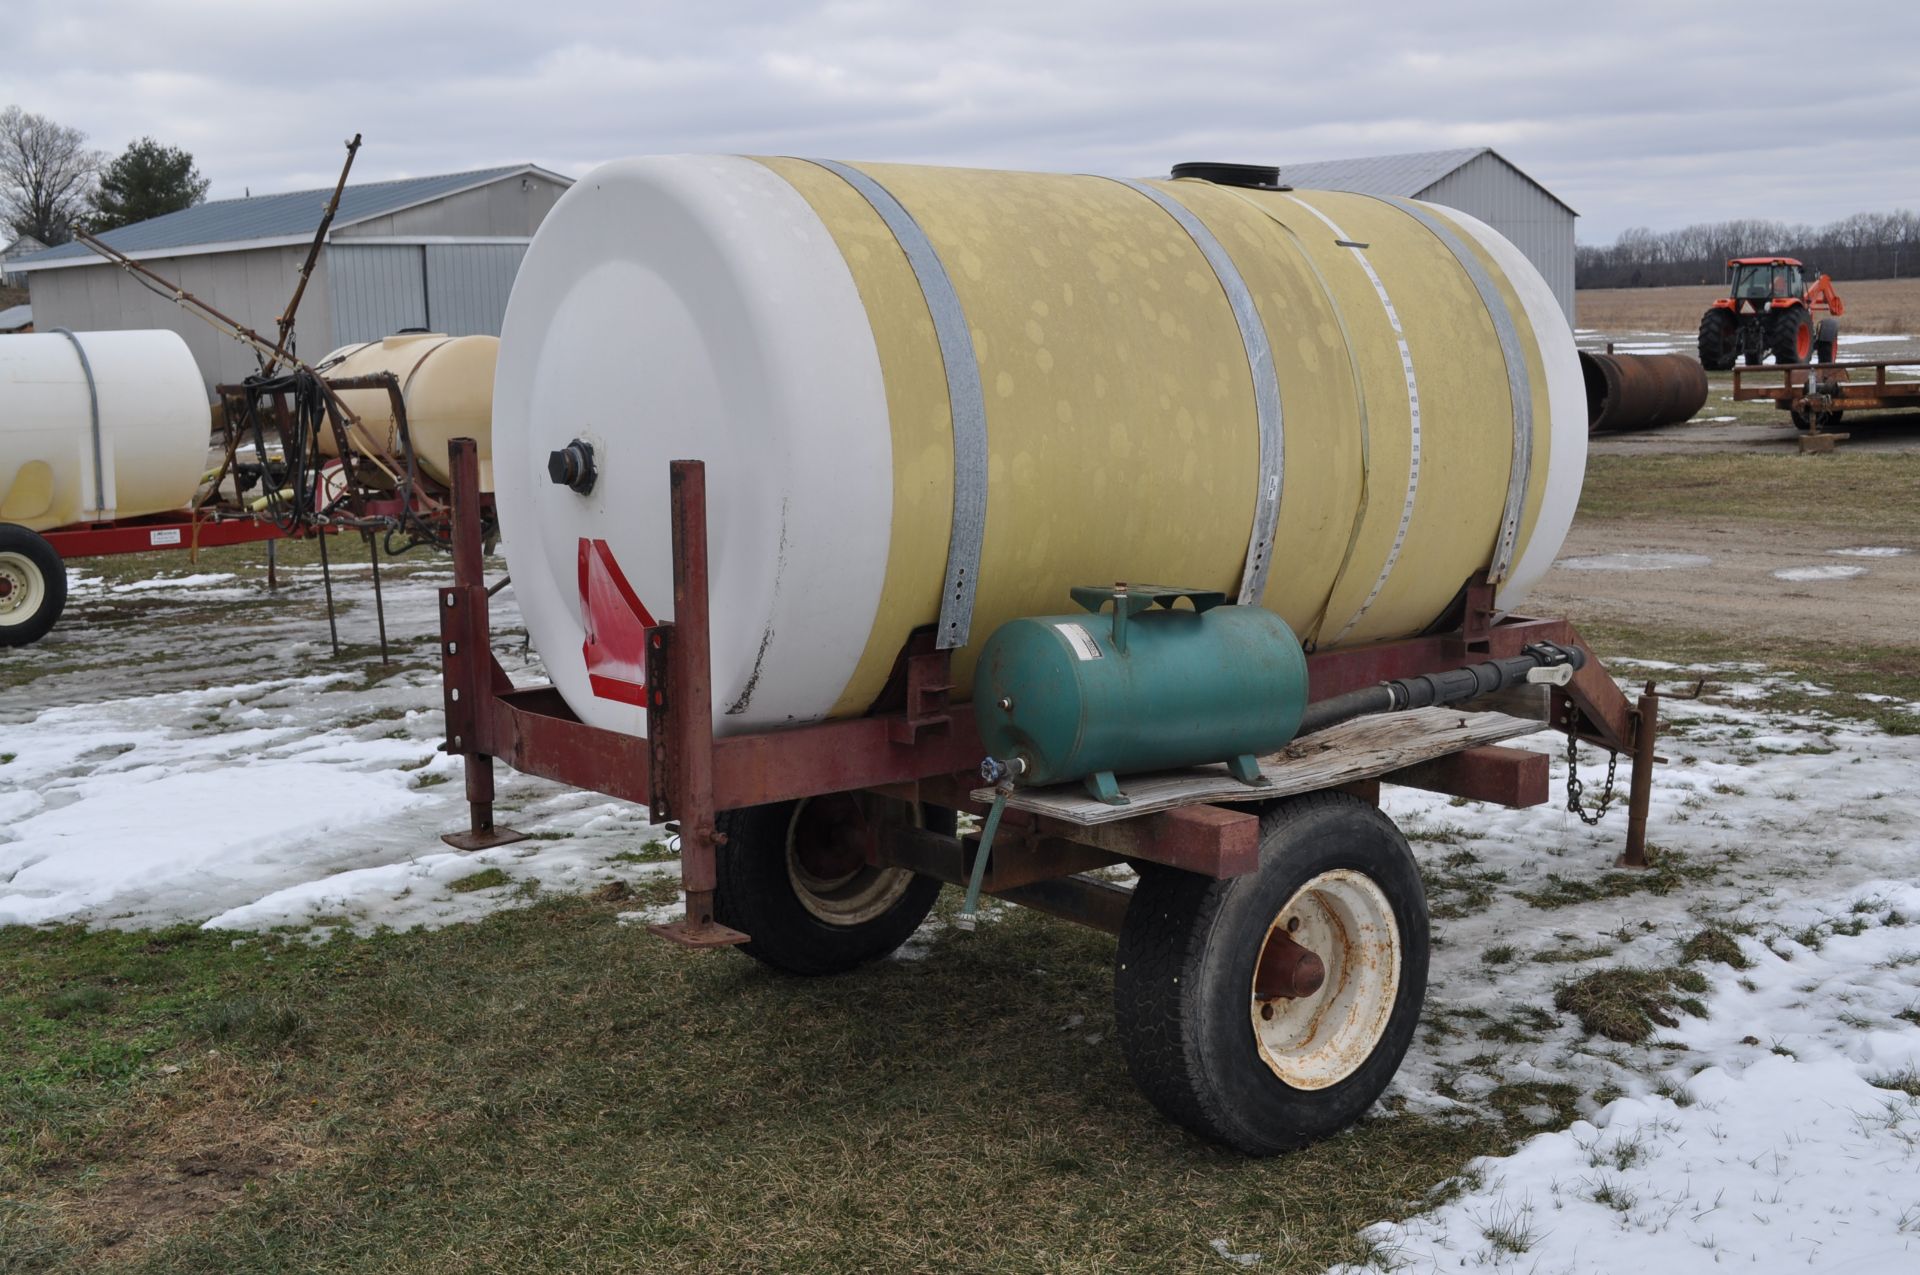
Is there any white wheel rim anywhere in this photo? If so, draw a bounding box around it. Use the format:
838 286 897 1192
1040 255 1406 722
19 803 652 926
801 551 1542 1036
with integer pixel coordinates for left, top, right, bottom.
1249 869 1401 1090
0 551 47 628
784 796 919 926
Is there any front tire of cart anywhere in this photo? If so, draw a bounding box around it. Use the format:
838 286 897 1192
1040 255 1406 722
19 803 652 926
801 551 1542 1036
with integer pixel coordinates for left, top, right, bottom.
1114 791 1429 1155
714 794 949 976
0 524 68 648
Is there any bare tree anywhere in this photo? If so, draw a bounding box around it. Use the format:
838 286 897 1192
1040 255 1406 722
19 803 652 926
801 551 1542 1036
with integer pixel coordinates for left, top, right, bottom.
0 105 102 246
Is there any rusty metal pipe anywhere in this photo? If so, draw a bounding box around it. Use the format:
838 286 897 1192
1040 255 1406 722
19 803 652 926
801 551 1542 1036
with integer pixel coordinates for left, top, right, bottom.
1580 351 1709 433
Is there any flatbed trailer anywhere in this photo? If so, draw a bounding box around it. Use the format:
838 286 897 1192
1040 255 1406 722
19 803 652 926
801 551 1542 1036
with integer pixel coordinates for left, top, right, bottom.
435 438 1659 1154
1734 358 1920 444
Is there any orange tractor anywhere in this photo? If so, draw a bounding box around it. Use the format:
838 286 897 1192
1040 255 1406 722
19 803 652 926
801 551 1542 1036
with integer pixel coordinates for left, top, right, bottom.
1698 257 1844 370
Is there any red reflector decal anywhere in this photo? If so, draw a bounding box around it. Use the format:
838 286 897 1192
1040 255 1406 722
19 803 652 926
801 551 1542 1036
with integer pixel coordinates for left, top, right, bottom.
578 538 655 705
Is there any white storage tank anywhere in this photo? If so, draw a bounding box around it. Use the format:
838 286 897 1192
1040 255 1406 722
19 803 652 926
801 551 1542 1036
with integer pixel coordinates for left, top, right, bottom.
494 156 1586 739
0 329 209 532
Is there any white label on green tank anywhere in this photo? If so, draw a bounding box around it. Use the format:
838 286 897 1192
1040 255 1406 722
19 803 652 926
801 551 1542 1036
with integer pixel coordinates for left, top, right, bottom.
1054 622 1103 661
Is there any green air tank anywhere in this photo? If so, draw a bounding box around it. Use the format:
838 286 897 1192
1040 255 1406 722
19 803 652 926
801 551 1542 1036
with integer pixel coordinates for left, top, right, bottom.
973 584 1310 804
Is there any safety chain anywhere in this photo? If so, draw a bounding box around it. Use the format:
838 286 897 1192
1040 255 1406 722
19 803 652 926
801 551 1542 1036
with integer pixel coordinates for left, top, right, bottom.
1563 703 1619 825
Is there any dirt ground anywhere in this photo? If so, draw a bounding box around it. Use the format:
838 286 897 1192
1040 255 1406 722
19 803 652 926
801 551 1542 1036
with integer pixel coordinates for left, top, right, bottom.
1532 516 1920 647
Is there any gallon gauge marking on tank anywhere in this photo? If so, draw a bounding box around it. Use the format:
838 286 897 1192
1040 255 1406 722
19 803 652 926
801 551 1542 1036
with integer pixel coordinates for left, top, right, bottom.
1283 197 1423 644
1379 197 1533 585
1108 178 1284 608
802 158 988 650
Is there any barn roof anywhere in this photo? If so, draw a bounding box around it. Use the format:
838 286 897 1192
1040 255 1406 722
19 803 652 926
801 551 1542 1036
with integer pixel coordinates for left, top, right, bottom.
13 164 572 270
1272 146 1576 216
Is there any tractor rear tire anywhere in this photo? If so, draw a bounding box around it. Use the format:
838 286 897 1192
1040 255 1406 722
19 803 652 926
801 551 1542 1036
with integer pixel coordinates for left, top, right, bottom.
1114 792 1429 1155
0 524 67 648
1697 308 1738 371
1814 318 1840 363
714 794 947 976
1769 305 1812 365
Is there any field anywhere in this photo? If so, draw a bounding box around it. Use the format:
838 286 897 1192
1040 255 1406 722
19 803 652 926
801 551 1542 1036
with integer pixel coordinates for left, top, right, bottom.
1576 276 1920 336
5 443 1919 1272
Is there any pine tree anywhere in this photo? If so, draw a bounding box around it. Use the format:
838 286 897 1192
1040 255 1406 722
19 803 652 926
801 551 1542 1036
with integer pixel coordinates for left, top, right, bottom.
86 138 210 232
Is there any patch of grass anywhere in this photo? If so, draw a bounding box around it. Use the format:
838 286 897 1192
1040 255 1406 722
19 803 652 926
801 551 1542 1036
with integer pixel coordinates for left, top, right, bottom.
446 867 512 893
1867 1066 1920 1098
1896 1007 1920 1028
1554 965 1711 1043
606 839 676 865
1680 927 1751 969
1481 945 1517 967
0 899 1545 1272
1580 452 1920 541
40 984 114 1019
1520 849 1713 909
1424 849 1509 920
1531 942 1615 965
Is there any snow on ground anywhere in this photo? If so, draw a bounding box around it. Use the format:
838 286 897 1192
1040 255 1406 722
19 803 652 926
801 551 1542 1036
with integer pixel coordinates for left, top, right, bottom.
1329 663 1920 1273
6 557 1920 1268
1 555 676 932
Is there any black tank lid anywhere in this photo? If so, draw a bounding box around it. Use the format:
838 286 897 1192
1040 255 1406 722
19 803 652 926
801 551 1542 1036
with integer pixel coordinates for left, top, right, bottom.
1170 161 1290 190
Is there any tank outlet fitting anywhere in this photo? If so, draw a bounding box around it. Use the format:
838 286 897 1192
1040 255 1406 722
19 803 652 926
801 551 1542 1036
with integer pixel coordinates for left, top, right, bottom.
547 439 597 494
979 755 1028 786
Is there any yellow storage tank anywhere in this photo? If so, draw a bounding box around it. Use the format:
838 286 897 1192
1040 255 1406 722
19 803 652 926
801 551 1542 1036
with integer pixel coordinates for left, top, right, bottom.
320 333 497 491
493 157 1586 738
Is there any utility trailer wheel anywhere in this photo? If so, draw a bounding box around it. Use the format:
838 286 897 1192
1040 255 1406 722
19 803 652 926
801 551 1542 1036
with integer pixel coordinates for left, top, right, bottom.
1114 791 1429 1155
0 524 67 648
1697 308 1738 371
715 794 948 976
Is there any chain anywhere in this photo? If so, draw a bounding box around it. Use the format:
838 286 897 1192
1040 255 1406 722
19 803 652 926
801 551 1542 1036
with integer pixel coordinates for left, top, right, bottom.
1563 703 1620 825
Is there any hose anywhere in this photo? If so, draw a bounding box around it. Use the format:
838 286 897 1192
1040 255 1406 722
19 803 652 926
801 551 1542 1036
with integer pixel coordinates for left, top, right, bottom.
1297 642 1586 737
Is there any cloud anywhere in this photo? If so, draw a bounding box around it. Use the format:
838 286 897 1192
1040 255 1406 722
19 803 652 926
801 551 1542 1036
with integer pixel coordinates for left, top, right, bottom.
4 0 1915 241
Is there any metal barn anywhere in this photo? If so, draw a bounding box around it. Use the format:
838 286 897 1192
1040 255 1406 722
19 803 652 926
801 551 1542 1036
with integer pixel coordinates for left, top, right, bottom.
1274 148 1577 325
11 165 572 389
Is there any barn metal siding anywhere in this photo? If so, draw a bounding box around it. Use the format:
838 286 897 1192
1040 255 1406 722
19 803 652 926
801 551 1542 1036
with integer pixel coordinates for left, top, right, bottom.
335 175 569 238
1416 153 1576 325
424 244 526 335
327 244 428 345
24 245 329 391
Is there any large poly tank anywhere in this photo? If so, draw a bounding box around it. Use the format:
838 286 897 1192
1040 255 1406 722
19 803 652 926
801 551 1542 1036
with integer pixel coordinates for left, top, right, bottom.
0 329 209 532
321 333 497 490
494 156 1587 738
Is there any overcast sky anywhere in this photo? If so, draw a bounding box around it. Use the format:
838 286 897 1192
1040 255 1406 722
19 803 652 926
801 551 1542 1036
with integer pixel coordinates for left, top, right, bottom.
5 0 1915 243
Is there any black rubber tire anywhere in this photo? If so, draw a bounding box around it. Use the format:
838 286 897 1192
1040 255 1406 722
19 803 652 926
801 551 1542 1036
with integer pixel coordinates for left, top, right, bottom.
1114 792 1430 1155
1768 304 1812 365
714 797 948 976
1697 308 1738 371
1813 318 1840 364
0 524 68 648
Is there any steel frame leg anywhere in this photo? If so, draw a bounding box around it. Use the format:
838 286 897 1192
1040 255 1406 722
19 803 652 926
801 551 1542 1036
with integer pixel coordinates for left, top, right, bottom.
1617 682 1658 869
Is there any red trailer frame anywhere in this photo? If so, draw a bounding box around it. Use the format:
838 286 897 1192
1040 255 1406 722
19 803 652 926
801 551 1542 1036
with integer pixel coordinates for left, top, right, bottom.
435 439 1659 950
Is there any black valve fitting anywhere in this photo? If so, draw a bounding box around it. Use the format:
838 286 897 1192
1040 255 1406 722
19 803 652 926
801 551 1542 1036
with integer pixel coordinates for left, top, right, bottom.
547 439 596 494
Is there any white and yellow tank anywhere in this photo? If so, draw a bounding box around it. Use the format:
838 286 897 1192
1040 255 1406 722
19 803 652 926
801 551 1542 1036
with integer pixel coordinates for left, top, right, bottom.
493 157 1587 738
0 329 209 532
321 332 497 490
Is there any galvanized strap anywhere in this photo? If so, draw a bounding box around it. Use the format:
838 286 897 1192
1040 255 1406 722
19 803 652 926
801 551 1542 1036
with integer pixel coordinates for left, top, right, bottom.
50 327 106 517
1108 178 1284 606
804 159 987 649
1376 197 1535 585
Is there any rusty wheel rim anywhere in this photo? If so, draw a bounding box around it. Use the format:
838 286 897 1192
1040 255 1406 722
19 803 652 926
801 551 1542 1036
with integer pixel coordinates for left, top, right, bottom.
1248 869 1401 1090
784 794 918 926
0 551 45 626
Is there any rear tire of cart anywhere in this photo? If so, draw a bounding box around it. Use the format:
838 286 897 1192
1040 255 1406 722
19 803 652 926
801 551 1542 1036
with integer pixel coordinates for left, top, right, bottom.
715 794 948 976
0 524 67 648
1813 317 1840 364
1114 791 1429 1155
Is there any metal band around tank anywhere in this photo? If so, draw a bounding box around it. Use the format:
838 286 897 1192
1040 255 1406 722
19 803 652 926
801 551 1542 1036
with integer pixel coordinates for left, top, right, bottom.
804 158 987 649
1109 178 1284 607
1377 197 1535 585
50 327 107 518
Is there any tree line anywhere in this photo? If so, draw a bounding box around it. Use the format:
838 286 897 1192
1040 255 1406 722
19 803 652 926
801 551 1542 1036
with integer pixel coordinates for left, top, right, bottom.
1577 210 1920 290
2 105 209 248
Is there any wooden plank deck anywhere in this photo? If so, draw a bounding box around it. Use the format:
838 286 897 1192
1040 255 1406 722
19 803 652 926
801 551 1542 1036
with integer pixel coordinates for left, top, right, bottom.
972 707 1549 826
